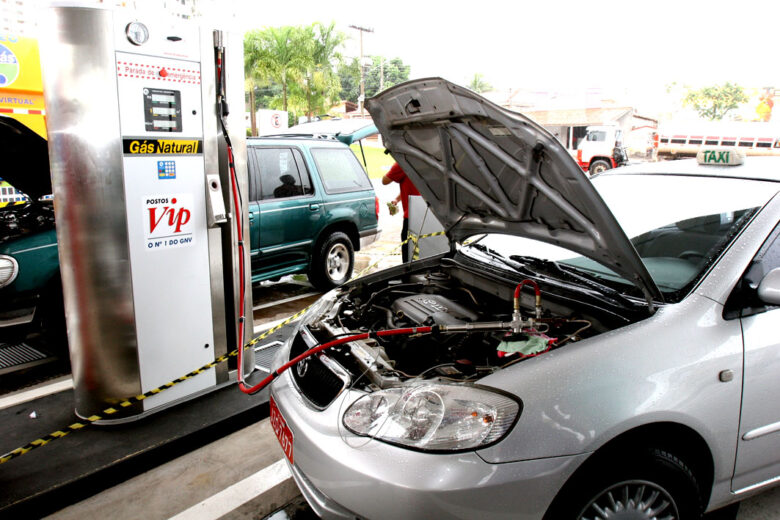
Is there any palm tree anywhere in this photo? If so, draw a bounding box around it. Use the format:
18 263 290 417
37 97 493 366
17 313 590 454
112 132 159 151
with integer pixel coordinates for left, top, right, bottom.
295 22 345 121
244 26 307 114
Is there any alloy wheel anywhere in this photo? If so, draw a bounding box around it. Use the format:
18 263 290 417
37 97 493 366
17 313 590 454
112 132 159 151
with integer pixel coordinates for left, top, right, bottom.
578 480 680 520
326 243 349 281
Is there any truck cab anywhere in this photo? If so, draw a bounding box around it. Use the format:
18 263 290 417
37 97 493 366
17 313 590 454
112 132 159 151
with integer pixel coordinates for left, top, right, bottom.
576 124 628 175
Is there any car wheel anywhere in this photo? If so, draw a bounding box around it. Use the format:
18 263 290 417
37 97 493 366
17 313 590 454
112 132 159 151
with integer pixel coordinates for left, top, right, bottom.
589 159 611 175
545 448 702 520
309 231 354 290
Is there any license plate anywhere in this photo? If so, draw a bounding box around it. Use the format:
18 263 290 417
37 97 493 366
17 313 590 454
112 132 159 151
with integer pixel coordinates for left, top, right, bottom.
270 395 294 464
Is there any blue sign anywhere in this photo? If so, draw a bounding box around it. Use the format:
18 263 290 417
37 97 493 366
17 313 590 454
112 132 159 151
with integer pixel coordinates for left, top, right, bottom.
157 160 176 179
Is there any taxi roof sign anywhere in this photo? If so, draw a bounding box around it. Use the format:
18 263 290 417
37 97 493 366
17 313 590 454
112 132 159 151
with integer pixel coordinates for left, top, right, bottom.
697 148 745 166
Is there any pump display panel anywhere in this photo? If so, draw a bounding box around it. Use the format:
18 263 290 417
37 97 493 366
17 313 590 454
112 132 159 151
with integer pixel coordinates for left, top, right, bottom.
143 87 182 132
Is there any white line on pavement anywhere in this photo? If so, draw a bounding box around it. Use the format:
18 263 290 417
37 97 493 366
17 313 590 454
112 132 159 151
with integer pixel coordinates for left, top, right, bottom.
0 376 73 411
253 292 319 311
168 458 291 520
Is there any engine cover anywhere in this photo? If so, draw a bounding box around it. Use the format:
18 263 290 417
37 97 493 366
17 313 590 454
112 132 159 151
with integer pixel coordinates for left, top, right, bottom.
391 294 478 326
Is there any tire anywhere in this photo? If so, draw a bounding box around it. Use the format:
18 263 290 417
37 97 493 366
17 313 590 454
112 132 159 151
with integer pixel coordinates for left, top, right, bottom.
545 448 702 520
308 231 354 290
589 159 611 175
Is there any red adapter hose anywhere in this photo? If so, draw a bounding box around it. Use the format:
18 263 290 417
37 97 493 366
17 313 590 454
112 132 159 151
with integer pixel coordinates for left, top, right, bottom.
241 326 433 395
513 279 541 312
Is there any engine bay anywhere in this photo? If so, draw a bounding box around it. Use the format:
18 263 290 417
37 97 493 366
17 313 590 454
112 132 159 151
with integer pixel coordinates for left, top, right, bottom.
292 260 638 398
0 201 55 242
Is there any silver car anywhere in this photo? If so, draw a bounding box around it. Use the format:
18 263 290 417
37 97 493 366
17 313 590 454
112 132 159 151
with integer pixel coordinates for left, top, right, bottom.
268 78 780 519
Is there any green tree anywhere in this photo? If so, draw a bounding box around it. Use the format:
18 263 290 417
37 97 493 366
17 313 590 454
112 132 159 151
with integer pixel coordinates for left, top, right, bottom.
683 82 749 121
338 57 361 103
244 26 308 115
291 22 346 121
337 56 409 103
467 73 492 93
363 56 410 97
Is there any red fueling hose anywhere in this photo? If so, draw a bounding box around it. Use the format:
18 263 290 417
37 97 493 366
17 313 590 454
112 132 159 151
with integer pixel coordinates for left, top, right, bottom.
239 326 433 395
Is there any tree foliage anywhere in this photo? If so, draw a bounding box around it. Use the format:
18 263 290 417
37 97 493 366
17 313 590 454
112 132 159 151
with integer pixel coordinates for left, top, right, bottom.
244 23 347 130
683 82 749 121
338 56 410 103
290 22 345 121
244 26 307 113
467 73 491 94
337 58 361 104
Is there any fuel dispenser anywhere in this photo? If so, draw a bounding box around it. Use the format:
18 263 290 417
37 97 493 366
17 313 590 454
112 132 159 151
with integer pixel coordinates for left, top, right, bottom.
40 5 252 421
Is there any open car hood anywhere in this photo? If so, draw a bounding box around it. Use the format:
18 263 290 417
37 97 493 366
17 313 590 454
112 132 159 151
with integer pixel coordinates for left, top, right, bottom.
0 115 51 200
366 78 663 306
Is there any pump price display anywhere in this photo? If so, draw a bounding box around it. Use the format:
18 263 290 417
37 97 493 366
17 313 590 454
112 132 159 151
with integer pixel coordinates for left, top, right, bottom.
270 396 294 464
143 87 182 133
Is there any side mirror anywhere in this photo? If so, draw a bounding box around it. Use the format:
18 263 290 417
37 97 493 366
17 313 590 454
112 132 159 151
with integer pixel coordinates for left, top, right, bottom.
757 267 780 306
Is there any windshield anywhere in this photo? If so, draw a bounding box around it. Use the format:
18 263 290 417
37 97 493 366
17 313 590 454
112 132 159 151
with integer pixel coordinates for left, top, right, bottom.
462 174 775 303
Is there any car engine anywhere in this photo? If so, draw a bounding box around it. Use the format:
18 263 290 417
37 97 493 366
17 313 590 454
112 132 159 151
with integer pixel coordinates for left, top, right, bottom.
0 201 55 242
288 261 634 407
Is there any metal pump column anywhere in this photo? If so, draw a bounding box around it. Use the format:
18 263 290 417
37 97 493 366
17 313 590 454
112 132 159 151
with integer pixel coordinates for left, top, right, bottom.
40 6 251 421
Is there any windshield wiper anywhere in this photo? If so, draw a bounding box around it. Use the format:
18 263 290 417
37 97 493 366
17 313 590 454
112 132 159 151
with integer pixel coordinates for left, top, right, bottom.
509 255 636 307
468 244 533 274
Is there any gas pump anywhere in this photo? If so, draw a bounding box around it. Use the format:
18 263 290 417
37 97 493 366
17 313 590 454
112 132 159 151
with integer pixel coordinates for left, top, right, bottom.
40 5 252 421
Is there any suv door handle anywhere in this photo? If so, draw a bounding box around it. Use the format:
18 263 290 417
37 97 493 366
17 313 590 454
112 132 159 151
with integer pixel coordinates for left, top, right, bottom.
309 204 320 211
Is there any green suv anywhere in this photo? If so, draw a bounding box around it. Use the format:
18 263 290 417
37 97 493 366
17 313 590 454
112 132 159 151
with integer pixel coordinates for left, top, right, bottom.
247 133 380 289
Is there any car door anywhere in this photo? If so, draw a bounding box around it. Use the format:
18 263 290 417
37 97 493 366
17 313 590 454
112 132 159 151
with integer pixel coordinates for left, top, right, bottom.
730 223 780 492
247 146 322 278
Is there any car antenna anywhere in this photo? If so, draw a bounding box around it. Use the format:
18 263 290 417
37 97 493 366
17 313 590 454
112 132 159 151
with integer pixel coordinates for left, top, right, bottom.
358 139 368 167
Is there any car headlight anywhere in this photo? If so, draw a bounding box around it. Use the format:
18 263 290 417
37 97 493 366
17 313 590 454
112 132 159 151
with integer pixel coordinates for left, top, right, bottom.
0 255 19 288
298 289 338 327
343 383 521 451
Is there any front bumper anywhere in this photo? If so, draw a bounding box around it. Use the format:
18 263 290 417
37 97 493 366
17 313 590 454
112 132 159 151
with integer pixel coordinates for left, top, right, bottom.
271 369 588 520
0 291 38 328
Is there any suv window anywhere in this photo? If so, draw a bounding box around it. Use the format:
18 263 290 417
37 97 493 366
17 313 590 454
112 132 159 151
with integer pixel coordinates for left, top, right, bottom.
310 148 372 194
587 131 606 142
251 147 312 200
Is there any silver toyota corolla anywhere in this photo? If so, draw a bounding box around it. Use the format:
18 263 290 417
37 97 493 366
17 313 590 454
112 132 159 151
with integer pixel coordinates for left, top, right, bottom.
269 78 780 519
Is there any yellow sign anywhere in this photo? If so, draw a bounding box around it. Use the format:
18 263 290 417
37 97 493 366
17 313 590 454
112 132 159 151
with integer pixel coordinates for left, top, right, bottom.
0 35 46 138
123 139 203 155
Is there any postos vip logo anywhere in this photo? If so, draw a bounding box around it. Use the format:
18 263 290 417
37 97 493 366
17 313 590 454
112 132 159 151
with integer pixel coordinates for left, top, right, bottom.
0 44 19 87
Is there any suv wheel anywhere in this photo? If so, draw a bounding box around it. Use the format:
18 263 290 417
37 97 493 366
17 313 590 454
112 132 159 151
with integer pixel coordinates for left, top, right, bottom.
589 159 611 175
309 232 354 290
545 448 702 520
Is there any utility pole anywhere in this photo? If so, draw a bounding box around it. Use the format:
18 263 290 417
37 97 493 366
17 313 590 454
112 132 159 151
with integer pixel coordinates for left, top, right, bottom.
379 58 384 92
349 24 373 117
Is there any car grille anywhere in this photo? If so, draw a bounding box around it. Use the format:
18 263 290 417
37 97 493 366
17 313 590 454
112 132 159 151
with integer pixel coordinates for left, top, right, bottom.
289 329 348 409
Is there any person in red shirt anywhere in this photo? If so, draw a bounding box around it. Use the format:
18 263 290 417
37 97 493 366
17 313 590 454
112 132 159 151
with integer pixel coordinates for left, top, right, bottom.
382 162 420 262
